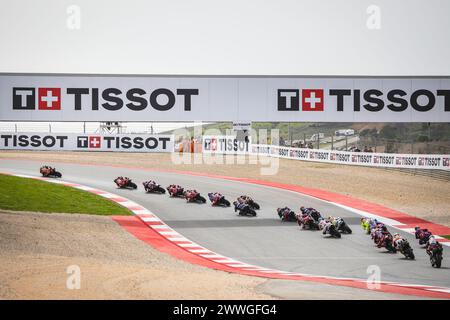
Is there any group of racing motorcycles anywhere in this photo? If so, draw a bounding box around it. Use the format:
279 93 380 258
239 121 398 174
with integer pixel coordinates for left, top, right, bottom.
40 166 260 216
276 206 352 239
360 218 444 268
115 177 261 216
40 166 444 268
276 205 444 267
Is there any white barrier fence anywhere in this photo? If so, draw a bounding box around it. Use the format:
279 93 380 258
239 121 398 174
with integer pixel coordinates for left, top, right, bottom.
252 144 450 170
1 132 448 170
0 132 174 152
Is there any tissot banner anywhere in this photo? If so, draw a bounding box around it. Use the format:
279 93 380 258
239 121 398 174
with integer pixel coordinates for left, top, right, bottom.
202 135 251 154
0 132 174 152
1 74 449 122
252 145 450 170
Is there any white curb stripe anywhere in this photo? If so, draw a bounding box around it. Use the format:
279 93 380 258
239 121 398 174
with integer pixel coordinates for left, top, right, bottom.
188 249 212 253
141 217 161 222
133 209 154 216
157 230 180 236
149 225 170 229
200 254 225 259
167 237 189 242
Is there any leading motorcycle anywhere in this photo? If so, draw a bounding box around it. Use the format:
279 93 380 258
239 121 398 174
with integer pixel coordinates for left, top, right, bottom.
40 166 62 178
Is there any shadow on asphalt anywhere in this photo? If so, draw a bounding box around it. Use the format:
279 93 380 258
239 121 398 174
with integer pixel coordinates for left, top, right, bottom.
164 217 362 229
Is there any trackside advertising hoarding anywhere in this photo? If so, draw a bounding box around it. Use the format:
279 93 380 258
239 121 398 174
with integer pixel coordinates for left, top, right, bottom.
1 74 449 122
252 145 450 170
203 136 251 154
0 133 174 152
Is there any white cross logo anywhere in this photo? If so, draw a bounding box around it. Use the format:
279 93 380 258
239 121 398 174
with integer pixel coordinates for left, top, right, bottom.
305 92 321 109
211 139 217 150
91 137 100 147
41 90 58 108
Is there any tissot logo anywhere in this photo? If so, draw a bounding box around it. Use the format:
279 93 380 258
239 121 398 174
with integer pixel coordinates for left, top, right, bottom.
77 136 101 148
278 88 450 113
13 87 61 110
204 138 217 151
12 87 199 112
278 89 324 111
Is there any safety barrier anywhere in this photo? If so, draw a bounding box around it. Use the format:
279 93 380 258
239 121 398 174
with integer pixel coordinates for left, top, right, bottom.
251 144 450 171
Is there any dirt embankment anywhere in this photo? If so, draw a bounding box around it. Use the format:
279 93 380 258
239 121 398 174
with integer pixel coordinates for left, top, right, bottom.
1 151 449 226
0 210 270 300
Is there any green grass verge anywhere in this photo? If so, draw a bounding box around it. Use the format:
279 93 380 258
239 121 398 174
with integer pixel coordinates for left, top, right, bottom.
0 174 131 216
442 235 450 240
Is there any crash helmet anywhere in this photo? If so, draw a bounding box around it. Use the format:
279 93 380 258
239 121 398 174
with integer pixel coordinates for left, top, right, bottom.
428 236 437 245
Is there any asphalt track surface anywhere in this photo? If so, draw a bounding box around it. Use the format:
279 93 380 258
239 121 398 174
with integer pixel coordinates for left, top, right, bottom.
2 159 449 289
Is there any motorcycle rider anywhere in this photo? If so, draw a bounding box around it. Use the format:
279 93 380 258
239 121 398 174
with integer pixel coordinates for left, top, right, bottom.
300 207 321 222
208 192 223 206
415 227 433 245
377 229 392 248
278 207 296 221
116 176 124 184
168 184 183 196
233 200 251 214
372 223 385 243
426 236 443 257
393 233 408 251
143 180 157 190
319 219 332 235
40 165 55 176
184 189 200 202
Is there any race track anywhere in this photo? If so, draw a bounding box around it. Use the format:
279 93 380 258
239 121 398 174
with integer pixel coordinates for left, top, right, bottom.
2 159 449 289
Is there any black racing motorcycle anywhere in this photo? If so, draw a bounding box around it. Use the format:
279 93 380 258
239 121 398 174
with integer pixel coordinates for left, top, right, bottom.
143 181 166 194
325 224 342 238
167 185 185 197
383 234 397 253
298 215 320 230
246 198 260 210
277 208 297 222
234 202 257 217
397 240 415 260
335 219 352 234
429 245 443 268
114 177 137 189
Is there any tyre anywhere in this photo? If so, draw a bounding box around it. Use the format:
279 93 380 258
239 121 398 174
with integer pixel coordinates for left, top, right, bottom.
331 229 341 238
198 196 207 203
386 242 397 253
251 202 260 210
157 186 166 194
130 182 137 189
223 199 231 207
436 257 442 268
432 254 442 268
344 225 352 234
54 171 62 178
